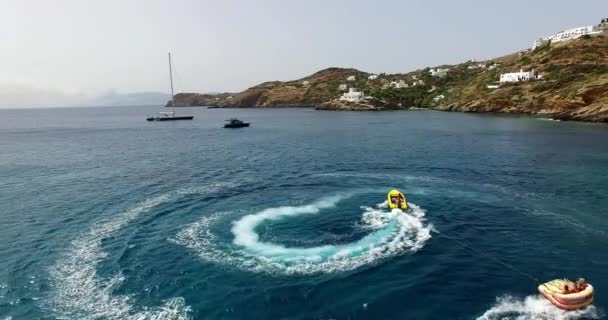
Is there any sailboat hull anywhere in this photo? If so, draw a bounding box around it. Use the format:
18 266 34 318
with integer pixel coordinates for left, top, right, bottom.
146 116 194 121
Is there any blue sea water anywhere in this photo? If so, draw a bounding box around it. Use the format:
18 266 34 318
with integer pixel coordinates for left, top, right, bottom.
1 106 607 320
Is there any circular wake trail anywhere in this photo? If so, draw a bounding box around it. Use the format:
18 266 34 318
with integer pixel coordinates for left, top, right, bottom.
175 194 432 274
477 295 600 320
48 184 230 320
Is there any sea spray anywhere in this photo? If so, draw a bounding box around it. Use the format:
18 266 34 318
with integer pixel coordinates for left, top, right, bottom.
477 295 600 320
174 194 432 274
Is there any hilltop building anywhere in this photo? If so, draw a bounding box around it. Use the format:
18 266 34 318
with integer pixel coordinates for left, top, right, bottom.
339 88 365 103
533 25 601 49
499 69 538 83
368 74 378 80
347 75 356 81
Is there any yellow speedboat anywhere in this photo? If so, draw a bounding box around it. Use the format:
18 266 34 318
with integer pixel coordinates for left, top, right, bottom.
387 189 408 210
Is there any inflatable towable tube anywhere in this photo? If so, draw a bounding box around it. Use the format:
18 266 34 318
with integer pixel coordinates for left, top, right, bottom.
387 189 408 210
538 279 594 310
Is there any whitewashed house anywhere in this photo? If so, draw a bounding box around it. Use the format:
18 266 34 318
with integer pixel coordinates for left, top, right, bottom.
347 75 356 81
302 80 310 86
338 84 348 91
533 25 601 49
413 79 425 86
396 80 409 88
385 80 408 89
499 69 537 83
430 68 449 78
368 74 379 80
433 94 445 102
339 88 365 103
468 64 487 70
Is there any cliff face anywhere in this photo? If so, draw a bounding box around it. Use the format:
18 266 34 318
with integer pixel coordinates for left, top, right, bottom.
171 32 608 122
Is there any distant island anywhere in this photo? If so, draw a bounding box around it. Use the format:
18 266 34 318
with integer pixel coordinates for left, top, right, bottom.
168 20 608 122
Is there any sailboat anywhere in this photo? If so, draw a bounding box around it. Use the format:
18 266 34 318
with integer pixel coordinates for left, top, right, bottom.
146 52 194 121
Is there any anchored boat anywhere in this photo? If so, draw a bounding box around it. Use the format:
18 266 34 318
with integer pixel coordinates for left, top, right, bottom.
146 52 194 122
224 118 250 128
387 189 408 210
538 278 594 310
146 111 193 121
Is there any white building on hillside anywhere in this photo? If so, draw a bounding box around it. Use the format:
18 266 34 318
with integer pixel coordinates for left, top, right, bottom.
302 80 310 86
338 84 348 91
499 69 537 83
347 75 356 81
339 88 365 103
383 80 408 89
533 25 601 49
433 94 445 102
430 68 449 78
413 79 425 86
368 74 378 80
468 64 487 70
396 80 408 88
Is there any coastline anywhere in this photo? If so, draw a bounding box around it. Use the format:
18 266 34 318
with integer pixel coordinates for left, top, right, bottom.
168 105 607 123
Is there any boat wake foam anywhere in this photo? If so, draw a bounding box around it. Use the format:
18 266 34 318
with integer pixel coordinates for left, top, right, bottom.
48 183 230 320
174 194 432 274
477 295 601 320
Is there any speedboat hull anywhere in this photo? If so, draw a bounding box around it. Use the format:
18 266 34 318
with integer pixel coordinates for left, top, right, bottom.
224 123 250 128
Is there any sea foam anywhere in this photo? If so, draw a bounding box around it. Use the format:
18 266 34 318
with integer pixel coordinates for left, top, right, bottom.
175 194 432 274
477 295 600 320
48 183 230 320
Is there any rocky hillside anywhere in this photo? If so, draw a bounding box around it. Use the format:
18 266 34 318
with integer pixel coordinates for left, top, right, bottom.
171 31 608 122
435 34 608 122
171 68 369 108
168 92 234 107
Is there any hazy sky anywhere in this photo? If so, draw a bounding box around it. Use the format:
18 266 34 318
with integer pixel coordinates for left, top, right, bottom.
1 0 607 107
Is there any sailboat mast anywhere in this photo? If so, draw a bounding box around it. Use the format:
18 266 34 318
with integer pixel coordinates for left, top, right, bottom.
168 52 175 113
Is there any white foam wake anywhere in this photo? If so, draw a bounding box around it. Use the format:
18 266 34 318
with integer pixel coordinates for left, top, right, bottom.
175 194 432 274
477 295 600 320
48 184 230 320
